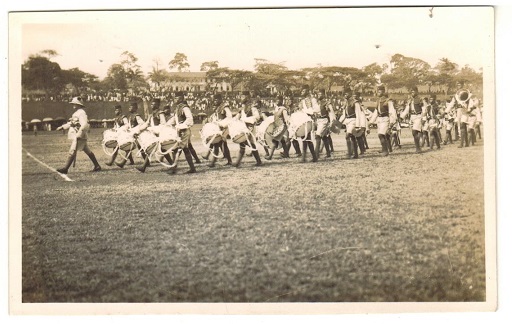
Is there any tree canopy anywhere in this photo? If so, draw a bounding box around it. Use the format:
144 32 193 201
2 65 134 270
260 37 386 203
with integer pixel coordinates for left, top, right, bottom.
22 49 483 98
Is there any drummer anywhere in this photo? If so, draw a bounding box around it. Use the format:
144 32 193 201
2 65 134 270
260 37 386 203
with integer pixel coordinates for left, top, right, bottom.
298 85 318 163
136 98 174 172
315 89 336 159
287 96 302 158
339 90 365 159
264 94 290 160
166 91 197 174
105 104 135 167
232 94 263 167
205 93 233 167
115 101 147 168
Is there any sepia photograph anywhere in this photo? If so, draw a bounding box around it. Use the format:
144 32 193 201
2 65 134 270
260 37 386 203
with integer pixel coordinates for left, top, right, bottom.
7 4 500 316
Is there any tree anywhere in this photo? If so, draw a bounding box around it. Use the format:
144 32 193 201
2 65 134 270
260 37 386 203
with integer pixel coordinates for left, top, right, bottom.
250 59 290 95
103 63 128 92
386 53 431 89
62 68 99 95
205 67 231 92
435 58 459 76
456 65 483 91
363 63 385 85
22 52 65 97
200 61 219 72
120 51 147 91
148 58 168 91
169 52 190 72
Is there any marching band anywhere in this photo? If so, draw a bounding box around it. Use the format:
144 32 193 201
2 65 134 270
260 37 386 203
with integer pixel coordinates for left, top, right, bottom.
57 83 483 175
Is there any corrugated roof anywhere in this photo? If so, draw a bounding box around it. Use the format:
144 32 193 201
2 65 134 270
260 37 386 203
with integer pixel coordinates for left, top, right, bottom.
168 72 207 78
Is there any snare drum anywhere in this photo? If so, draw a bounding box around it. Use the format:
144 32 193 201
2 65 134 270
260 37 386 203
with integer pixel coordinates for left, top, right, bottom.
288 111 314 139
137 130 159 153
102 129 118 148
117 130 136 152
158 125 179 152
228 119 250 144
200 122 224 146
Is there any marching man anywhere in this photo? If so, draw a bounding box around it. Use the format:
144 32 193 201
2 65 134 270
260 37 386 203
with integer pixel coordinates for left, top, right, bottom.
105 104 134 167
315 89 336 159
445 80 476 148
339 90 366 159
298 85 319 163
166 91 197 174
401 86 427 153
369 84 397 157
56 97 101 174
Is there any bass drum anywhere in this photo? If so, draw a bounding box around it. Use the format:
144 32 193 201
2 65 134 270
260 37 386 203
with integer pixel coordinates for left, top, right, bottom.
137 130 159 153
288 111 314 139
102 129 118 149
200 122 224 147
228 119 251 144
117 130 136 152
256 116 284 149
158 125 179 152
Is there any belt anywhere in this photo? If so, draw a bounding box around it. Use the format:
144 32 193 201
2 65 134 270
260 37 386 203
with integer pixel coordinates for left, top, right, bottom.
346 115 355 118
378 114 389 117
318 115 328 119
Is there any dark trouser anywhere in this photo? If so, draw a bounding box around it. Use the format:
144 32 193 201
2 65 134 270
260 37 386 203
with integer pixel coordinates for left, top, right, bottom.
188 142 201 163
234 141 262 167
430 129 441 149
378 134 389 156
291 139 301 155
302 134 317 162
458 123 469 148
350 134 358 159
412 130 421 153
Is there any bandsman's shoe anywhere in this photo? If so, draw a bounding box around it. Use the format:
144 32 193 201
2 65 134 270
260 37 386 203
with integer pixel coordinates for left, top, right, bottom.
92 165 102 172
105 161 113 166
186 169 197 174
56 168 68 174
264 155 272 160
115 162 125 168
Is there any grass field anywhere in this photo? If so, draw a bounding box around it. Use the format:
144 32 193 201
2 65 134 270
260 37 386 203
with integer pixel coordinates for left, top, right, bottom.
20 125 486 304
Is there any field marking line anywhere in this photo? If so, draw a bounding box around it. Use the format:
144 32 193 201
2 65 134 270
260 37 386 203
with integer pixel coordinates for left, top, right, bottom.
22 147 74 182
309 246 363 259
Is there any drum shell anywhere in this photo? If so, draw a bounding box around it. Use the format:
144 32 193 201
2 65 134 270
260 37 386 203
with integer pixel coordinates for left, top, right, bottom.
117 130 135 152
158 126 179 151
138 130 159 153
102 129 118 148
201 123 224 145
289 111 314 138
228 120 250 144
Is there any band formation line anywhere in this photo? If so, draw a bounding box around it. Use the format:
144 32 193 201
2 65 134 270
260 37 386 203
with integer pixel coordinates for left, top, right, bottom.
54 81 483 175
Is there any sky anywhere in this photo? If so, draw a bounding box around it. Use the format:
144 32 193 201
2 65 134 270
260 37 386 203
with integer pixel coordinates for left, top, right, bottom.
15 6 493 80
